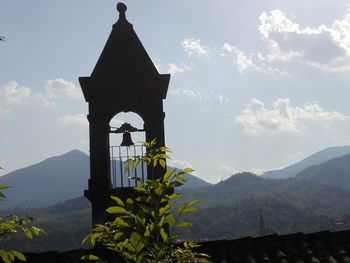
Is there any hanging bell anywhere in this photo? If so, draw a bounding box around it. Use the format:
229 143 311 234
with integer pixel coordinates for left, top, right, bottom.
120 131 134 147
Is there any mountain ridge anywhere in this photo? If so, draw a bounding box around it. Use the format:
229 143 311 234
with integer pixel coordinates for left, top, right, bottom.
0 149 210 208
295 153 350 188
262 146 350 179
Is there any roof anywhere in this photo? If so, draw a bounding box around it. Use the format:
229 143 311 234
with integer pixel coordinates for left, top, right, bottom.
79 3 170 103
91 3 159 81
197 229 350 262
21 230 350 262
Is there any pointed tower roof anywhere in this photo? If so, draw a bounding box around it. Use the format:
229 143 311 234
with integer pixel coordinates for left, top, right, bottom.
80 3 169 103
91 3 158 79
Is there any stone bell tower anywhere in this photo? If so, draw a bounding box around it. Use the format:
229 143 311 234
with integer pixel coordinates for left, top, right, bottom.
79 3 170 226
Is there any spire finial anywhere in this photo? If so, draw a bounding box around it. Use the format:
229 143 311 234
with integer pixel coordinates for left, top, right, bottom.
117 2 127 20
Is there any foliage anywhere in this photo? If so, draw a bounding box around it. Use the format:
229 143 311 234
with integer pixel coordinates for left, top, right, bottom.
83 140 210 263
0 185 45 262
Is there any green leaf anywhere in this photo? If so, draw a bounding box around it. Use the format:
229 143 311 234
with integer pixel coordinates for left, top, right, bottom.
176 222 193 228
81 234 91 245
181 207 198 214
8 252 14 261
170 181 183 188
106 206 129 214
0 185 9 190
134 187 147 194
0 192 6 200
11 251 26 261
0 251 11 263
90 232 102 246
159 159 166 168
114 218 130 228
113 232 123 241
144 228 150 237
166 214 176 227
163 168 176 181
175 174 188 182
159 204 171 216
186 199 199 207
182 167 194 173
80 254 100 261
166 192 181 200
30 226 46 236
24 229 33 239
153 159 158 167
160 227 168 242
111 196 125 207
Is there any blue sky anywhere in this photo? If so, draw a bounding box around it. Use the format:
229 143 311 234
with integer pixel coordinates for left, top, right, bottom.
1 1 350 183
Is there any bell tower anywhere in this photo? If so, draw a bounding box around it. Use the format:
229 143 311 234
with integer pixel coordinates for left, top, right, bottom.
79 3 170 226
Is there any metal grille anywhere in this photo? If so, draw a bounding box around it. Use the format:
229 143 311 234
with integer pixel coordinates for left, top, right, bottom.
110 145 147 188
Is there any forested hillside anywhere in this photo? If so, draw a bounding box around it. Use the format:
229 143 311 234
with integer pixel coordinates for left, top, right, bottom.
3 173 350 252
295 153 350 188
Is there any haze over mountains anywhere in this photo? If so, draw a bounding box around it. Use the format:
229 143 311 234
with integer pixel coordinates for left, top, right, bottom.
0 150 89 208
2 145 350 251
295 153 350 188
0 145 350 209
262 146 350 179
0 150 210 208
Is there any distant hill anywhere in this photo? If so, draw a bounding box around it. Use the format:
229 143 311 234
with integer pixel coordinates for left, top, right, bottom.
262 146 350 179
295 153 350 188
4 172 350 252
181 172 350 213
0 150 210 208
0 150 89 208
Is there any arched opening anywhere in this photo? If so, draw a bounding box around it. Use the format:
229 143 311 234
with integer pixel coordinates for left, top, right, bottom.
109 112 147 188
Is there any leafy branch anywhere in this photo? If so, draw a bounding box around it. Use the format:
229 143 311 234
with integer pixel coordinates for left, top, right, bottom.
82 141 210 263
0 185 46 263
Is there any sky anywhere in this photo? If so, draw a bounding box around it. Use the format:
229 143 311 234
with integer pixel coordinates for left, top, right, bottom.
1 0 350 183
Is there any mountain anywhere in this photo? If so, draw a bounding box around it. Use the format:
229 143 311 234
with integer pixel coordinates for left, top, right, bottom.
262 146 350 179
180 173 210 189
295 153 350 188
0 150 89 208
0 150 210 208
181 172 350 213
4 172 350 252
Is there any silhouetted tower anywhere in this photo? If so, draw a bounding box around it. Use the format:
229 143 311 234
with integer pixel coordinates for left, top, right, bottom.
79 3 170 226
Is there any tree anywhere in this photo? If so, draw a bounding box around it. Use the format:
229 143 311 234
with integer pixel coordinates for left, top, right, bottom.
82 140 210 263
0 168 45 262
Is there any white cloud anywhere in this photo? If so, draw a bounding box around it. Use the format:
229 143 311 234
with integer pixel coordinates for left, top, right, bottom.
222 43 287 76
37 79 82 107
110 118 124 127
236 98 348 134
170 87 210 101
58 114 88 127
181 38 208 58
45 79 82 100
218 94 229 104
167 159 196 175
249 168 266 176
223 43 260 73
213 165 238 183
0 82 31 106
259 7 350 71
167 63 190 75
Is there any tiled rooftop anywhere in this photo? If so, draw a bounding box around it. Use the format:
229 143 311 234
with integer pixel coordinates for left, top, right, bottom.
19 230 350 262
198 230 350 263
